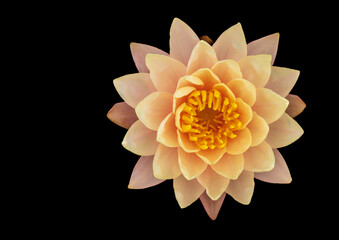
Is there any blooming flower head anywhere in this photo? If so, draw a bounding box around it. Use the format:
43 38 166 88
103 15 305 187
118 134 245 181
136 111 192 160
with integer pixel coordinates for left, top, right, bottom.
107 18 305 220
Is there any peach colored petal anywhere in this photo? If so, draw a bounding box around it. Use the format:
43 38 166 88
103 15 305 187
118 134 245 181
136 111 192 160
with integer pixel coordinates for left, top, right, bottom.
173 175 205 208
213 83 236 102
252 87 289 124
265 113 304 148
173 86 196 113
169 18 200 66
196 147 227 165
135 91 173 131
176 75 204 90
153 144 181 179
177 130 201 153
157 113 179 148
227 78 256 106
254 149 292 184
226 170 254 205
145 54 186 93
107 102 138 129
113 73 157 108
243 141 275 172
200 192 226 220
285 94 306 118
226 127 252 155
191 68 221 91
175 102 186 131
122 120 159 156
130 42 169 73
238 55 272 88
128 156 165 189
186 41 218 75
265 66 300 97
247 33 279 65
236 98 253 128
213 23 247 61
197 166 230 200
178 148 207 180
211 59 243 85
211 153 244 180
247 111 269 147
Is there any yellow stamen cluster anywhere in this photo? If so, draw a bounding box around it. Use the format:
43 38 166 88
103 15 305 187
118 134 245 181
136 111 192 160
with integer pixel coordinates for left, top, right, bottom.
180 89 242 150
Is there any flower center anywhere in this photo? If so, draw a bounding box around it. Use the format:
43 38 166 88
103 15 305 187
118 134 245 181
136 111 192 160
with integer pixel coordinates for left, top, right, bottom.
180 89 242 150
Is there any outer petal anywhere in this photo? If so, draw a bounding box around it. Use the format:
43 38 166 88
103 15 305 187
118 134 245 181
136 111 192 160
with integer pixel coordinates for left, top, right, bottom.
247 33 279 65
130 42 169 73
200 192 226 220
226 127 252 155
113 73 157 108
173 175 205 208
243 141 275 172
213 23 247 61
146 54 186 94
128 156 165 189
157 113 179 147
252 87 289 124
169 18 200 66
153 144 181 179
285 94 306 118
178 148 207 180
265 67 300 97
247 111 269 147
186 41 218 75
236 98 253 128
238 55 272 88
107 102 138 129
265 113 304 148
122 120 159 156
135 91 173 131
211 153 244 180
254 149 292 183
196 147 227 165
227 78 256 106
211 59 243 85
226 170 254 205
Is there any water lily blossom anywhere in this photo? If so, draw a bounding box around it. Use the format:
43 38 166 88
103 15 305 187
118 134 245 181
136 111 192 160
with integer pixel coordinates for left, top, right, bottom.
107 18 305 220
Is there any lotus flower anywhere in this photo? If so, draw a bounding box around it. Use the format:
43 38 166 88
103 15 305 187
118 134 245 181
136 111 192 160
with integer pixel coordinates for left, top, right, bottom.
107 18 305 220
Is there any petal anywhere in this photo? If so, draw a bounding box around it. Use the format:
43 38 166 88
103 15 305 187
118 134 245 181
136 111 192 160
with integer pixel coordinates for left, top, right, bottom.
285 94 306 118
130 42 169 73
173 86 196 113
213 23 247 61
191 68 221 91
178 148 207 180
177 129 201 153
254 149 292 183
226 170 254 205
173 175 205 208
122 120 159 156
213 83 236 102
146 54 186 93
252 87 289 124
135 91 173 131
153 144 181 179
157 113 179 147
107 102 138 129
197 166 230 200
128 156 165 189
226 127 252 155
265 113 304 148
211 153 244 180
211 59 243 85
196 147 227 165
238 55 272 88
243 141 275 172
247 111 269 147
236 98 253 128
176 75 204 90
265 66 300 97
247 33 279 65
170 18 200 66
113 73 157 108
186 41 218 75
227 78 256 106
200 192 226 220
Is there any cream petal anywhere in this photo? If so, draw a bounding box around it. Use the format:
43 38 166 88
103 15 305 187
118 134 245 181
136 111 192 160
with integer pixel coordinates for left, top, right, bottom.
135 91 173 131
191 68 221 91
211 59 243 85
247 111 269 147
157 113 179 147
254 149 292 183
176 75 204 90
122 120 159 156
177 129 201 153
195 147 227 165
107 102 138 129
186 41 218 75
265 113 304 148
226 127 252 155
213 23 247 61
128 156 165 189
226 170 254 205
211 153 244 180
252 87 289 124
178 148 207 180
238 55 272 88
227 78 256 106
200 192 226 220
153 144 181 179
243 141 275 172
247 33 279 65
236 98 253 128
173 175 205 208
113 73 157 108
285 94 306 118
130 42 169 73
